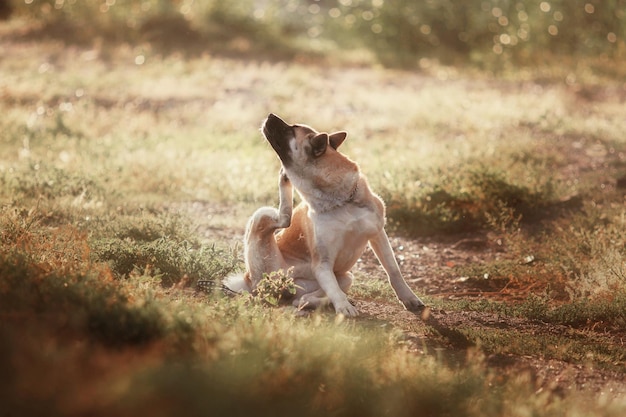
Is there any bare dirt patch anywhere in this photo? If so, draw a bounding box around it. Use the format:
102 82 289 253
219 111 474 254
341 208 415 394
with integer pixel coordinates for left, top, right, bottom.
359 298 626 397
356 233 626 395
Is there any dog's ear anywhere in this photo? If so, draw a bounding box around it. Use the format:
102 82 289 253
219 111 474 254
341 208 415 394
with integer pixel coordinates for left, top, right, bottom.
310 133 329 157
329 131 348 150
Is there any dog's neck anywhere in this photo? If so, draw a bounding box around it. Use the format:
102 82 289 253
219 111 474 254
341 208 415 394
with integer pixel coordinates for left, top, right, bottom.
294 174 361 213
346 179 359 203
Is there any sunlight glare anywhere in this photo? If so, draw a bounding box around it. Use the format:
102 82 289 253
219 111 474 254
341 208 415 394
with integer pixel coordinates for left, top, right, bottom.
329 8 341 18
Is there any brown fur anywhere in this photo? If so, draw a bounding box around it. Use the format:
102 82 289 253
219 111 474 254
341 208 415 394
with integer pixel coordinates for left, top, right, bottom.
224 114 425 316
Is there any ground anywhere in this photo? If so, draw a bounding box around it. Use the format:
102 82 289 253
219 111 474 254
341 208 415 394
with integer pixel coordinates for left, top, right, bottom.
2 10 625 413
181 200 626 396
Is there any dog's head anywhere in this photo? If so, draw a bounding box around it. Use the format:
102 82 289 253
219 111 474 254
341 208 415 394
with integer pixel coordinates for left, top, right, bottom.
261 113 359 209
261 113 347 169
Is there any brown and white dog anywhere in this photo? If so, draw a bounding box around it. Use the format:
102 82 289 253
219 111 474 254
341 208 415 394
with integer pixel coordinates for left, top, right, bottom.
224 114 425 316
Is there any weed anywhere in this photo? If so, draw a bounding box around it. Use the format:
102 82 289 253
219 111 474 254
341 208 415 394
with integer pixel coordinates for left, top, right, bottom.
254 268 297 306
350 274 396 301
550 293 626 329
0 205 41 244
93 210 196 243
471 168 555 219
463 325 626 370
458 291 626 335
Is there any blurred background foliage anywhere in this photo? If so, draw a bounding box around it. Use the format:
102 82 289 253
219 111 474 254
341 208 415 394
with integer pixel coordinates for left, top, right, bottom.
6 0 625 73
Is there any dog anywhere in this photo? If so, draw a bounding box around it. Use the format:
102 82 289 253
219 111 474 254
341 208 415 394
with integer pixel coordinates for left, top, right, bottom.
224 114 425 316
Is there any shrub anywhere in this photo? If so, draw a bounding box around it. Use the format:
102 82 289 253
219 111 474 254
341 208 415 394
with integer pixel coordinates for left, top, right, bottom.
384 166 557 236
91 237 239 287
329 0 626 66
0 250 170 347
0 205 199 347
11 1 625 72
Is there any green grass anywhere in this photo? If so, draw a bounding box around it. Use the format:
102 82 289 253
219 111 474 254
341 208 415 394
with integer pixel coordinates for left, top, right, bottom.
2 4 626 417
446 293 626 367
2 246 623 416
462 326 625 370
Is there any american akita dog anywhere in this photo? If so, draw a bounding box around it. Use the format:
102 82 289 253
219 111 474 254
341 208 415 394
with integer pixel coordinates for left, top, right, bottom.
224 114 425 316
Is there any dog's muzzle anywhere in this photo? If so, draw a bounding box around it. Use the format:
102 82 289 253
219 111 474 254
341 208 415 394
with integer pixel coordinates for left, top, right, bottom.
263 113 293 166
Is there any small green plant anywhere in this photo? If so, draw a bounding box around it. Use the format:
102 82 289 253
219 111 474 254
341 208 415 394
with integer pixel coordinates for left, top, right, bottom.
254 267 298 306
105 212 195 243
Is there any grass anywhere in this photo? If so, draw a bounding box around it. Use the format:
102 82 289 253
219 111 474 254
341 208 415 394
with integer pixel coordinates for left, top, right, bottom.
2 3 626 416
2 246 623 416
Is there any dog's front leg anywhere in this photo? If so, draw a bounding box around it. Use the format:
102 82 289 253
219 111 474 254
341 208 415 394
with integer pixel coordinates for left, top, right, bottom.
311 248 358 316
277 167 293 228
369 229 425 311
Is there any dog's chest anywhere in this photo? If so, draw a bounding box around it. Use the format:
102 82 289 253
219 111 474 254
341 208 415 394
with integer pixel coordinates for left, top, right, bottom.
315 204 382 243
311 204 380 272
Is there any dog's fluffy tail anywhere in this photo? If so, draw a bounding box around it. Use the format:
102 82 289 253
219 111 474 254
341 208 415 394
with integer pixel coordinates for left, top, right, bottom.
222 273 252 294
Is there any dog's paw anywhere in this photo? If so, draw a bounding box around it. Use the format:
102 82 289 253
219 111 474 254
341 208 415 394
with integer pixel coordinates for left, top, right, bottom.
279 167 290 183
334 300 359 317
401 296 426 312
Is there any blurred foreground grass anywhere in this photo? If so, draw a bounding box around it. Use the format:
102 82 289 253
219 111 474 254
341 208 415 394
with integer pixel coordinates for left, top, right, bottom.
1 2 626 416
1 212 624 417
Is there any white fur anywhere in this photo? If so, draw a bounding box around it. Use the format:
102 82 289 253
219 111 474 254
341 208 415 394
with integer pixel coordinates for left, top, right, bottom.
223 273 251 293
230 115 425 316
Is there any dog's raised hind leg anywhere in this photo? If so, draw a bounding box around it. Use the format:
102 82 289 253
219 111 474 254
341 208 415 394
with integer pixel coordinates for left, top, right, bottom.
224 169 293 292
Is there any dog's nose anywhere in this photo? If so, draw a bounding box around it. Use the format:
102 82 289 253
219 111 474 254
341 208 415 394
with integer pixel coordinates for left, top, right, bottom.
266 113 284 124
264 114 291 131
267 113 285 124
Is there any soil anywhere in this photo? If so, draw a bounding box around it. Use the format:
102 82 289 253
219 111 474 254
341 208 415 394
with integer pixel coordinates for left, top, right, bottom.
179 201 626 398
